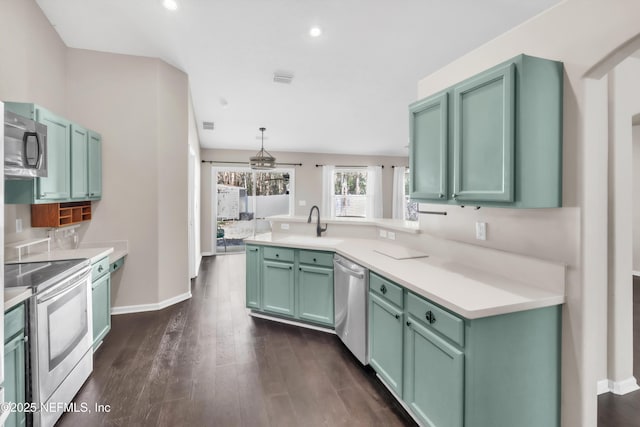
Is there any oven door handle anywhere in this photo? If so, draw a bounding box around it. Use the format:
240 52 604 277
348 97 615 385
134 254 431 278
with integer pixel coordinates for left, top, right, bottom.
37 269 90 303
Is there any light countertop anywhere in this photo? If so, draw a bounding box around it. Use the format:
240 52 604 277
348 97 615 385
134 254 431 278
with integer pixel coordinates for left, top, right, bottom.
6 240 128 265
8 247 114 265
245 233 565 320
5 287 31 311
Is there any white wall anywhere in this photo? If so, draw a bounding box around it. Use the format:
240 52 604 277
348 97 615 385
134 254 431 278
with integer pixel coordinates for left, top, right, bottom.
0 0 191 309
188 94 202 274
416 1 640 426
633 125 640 273
0 0 67 244
200 149 408 253
606 56 640 390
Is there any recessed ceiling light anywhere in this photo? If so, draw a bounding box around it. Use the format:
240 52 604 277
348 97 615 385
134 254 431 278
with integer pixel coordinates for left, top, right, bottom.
309 26 322 38
163 0 178 11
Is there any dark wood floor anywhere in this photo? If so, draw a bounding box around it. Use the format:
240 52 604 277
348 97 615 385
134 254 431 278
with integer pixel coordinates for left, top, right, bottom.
57 254 414 427
597 276 640 427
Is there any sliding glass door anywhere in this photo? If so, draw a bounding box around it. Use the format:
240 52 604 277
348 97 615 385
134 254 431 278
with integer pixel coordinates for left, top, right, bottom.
213 166 294 254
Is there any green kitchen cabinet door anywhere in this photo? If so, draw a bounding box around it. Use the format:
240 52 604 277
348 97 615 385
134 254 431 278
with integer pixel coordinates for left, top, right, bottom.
404 315 464 427
92 273 111 350
4 333 27 427
35 107 71 201
369 292 404 396
298 265 334 326
70 124 89 199
409 92 448 201
245 245 262 309
262 260 295 317
88 131 102 199
452 62 515 203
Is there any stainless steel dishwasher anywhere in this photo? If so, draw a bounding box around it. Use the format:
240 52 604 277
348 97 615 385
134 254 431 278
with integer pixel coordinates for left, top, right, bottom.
333 254 369 365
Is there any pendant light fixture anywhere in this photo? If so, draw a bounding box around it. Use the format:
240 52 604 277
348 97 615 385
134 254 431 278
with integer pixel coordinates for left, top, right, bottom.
250 127 276 170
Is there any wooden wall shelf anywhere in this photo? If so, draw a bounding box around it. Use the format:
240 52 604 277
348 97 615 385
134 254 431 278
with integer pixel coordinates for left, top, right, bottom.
31 201 92 228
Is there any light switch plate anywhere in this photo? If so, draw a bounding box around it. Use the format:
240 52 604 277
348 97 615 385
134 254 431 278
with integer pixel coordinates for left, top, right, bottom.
379 229 387 238
16 219 22 233
299 200 307 206
387 231 396 240
280 223 290 230
475 222 487 240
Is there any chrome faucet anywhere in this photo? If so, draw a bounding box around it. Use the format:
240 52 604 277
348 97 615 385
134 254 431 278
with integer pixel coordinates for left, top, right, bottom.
307 205 328 237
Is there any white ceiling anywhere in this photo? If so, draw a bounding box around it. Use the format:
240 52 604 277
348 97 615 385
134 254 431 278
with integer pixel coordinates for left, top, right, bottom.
36 0 561 156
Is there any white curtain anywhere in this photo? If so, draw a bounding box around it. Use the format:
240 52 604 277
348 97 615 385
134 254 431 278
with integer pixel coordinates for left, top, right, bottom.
392 166 406 219
367 166 383 218
321 165 335 218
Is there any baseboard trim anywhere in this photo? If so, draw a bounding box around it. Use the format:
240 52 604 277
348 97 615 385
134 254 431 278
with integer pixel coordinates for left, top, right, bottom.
610 377 640 395
111 291 192 315
201 251 214 256
633 270 640 277
249 311 335 334
597 379 610 395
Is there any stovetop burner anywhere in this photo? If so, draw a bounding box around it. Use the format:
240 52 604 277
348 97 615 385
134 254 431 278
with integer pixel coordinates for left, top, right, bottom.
4 259 90 293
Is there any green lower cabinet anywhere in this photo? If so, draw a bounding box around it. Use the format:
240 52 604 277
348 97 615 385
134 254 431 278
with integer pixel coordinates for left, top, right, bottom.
4 304 27 427
297 264 334 326
92 273 111 350
245 245 262 309
262 260 295 317
369 293 404 396
246 246 334 328
404 315 464 427
367 273 560 427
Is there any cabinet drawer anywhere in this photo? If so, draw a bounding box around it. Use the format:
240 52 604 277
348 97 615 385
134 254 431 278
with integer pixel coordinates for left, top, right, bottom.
110 257 125 273
263 246 294 262
406 292 464 347
370 272 403 308
92 256 110 281
299 250 333 267
5 303 25 343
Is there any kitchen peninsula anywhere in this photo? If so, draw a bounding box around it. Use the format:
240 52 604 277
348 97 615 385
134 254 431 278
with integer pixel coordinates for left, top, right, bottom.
245 216 565 427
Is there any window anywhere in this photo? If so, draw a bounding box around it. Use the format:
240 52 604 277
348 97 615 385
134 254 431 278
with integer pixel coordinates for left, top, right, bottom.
404 169 418 221
333 169 368 217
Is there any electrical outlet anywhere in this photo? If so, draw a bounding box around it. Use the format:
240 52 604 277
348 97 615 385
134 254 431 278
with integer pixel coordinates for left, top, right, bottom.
299 200 307 206
280 223 290 230
475 222 487 240
379 229 387 238
16 219 22 233
387 231 396 240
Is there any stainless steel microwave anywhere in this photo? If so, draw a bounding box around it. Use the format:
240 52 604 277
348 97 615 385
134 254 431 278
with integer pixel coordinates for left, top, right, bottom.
4 110 47 179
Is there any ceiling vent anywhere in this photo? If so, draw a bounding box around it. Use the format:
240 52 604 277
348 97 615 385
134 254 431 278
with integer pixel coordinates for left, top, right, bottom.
203 121 214 130
273 71 294 84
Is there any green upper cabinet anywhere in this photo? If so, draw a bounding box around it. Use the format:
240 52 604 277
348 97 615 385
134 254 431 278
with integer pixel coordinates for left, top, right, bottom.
88 131 102 199
409 92 448 200
71 124 89 199
409 54 563 208
245 245 262 309
36 107 71 201
453 63 515 203
297 264 334 326
4 102 102 204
